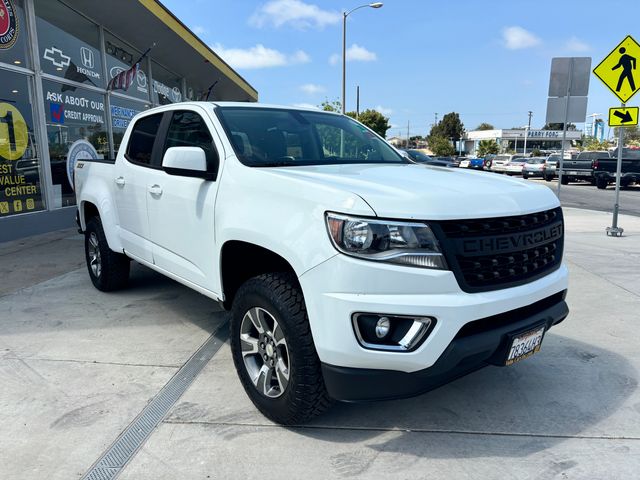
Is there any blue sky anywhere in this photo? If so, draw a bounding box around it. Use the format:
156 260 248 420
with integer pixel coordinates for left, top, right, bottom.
164 0 640 138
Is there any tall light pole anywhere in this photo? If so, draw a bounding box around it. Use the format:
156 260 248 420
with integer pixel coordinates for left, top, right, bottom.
523 110 532 155
342 2 383 114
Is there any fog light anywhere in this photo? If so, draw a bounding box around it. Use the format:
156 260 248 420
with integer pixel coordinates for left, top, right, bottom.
375 317 391 338
352 313 435 352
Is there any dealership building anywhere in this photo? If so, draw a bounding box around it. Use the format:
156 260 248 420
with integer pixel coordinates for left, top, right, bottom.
0 0 257 242
464 128 582 156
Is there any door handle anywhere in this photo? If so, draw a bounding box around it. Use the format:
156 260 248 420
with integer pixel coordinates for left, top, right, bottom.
148 184 163 196
115 176 125 186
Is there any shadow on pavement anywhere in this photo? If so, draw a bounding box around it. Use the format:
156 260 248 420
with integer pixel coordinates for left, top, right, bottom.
295 333 637 459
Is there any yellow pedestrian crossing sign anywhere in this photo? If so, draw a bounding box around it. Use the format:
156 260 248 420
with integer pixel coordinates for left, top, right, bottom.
608 106 639 126
593 35 640 104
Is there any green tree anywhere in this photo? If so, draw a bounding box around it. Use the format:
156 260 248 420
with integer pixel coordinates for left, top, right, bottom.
429 112 465 141
355 109 391 137
429 135 456 156
583 138 610 151
476 139 499 157
475 122 495 131
319 99 342 112
613 125 640 144
531 149 543 157
543 123 576 131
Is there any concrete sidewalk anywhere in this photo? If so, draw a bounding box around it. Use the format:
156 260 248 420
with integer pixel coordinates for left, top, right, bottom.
1 208 639 479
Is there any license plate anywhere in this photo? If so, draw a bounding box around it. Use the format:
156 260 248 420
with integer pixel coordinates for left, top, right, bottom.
505 326 545 366
567 171 578 175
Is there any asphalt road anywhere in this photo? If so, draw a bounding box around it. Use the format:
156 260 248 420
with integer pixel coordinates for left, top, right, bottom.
526 177 640 217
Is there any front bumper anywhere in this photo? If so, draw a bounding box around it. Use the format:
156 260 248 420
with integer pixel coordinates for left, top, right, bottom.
321 291 568 401
299 253 569 374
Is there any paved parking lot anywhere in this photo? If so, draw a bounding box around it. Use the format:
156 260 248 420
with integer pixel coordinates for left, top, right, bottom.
527 177 640 217
1 208 639 479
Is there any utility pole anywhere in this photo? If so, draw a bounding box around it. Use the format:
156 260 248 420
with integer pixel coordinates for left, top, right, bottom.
356 85 360 119
407 120 410 148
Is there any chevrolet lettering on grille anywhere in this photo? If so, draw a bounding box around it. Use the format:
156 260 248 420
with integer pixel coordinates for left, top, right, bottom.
455 222 564 256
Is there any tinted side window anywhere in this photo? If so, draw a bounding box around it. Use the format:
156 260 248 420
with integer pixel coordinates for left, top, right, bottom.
126 113 163 165
163 111 217 168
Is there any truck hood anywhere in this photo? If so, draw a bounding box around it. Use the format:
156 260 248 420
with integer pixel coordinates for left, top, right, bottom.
266 163 560 219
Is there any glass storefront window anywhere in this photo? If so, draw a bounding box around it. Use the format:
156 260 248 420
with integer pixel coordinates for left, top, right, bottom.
34 0 104 88
0 69 44 217
110 95 150 155
0 0 29 68
151 60 182 105
43 79 106 208
104 31 150 102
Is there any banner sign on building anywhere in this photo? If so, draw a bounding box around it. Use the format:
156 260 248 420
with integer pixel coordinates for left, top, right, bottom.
0 102 41 217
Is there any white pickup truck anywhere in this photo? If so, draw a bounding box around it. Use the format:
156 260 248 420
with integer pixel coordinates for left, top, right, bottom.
75 102 569 424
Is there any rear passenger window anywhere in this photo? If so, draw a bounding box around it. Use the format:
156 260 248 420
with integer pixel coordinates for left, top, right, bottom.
126 113 163 165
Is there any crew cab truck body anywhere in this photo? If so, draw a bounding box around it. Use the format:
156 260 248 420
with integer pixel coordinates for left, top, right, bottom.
558 150 609 185
593 148 640 189
75 102 569 424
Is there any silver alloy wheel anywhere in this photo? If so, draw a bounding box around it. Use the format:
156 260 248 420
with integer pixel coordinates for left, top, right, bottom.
240 307 290 398
88 232 102 278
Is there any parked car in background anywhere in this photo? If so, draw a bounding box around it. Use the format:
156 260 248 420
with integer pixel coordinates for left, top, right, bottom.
503 158 528 176
483 154 496 170
469 157 485 169
522 157 548 179
490 154 526 173
459 157 485 169
542 154 561 181
402 149 433 163
403 150 459 168
593 148 640 189
558 150 610 185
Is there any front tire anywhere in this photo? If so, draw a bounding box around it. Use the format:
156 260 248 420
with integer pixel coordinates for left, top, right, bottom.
84 217 130 291
230 273 331 425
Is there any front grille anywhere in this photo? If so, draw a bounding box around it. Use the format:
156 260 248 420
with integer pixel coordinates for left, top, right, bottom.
432 207 564 293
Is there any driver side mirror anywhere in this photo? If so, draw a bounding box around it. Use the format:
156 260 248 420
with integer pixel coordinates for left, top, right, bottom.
162 147 214 180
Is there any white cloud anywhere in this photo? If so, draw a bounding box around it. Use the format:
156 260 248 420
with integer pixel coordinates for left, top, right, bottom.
211 43 310 69
299 83 325 95
292 102 320 109
191 25 207 36
250 0 340 30
329 44 377 65
502 26 541 50
374 105 393 116
565 36 590 52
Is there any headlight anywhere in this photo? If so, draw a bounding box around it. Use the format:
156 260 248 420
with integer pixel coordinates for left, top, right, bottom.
325 213 448 269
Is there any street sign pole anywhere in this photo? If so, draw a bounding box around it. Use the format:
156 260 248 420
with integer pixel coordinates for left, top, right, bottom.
607 104 625 237
556 58 574 198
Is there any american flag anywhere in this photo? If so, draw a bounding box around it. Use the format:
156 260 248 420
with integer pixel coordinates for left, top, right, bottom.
107 62 139 92
107 45 153 92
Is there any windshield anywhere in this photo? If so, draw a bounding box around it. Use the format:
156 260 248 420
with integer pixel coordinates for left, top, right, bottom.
527 158 544 164
405 150 432 162
216 107 406 167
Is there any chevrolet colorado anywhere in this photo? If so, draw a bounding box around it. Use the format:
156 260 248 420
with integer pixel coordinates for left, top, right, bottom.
74 102 569 424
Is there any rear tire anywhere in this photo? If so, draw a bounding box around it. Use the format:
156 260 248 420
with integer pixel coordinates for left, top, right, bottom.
544 174 553 182
561 176 569 185
522 173 529 179
84 217 130 291
596 177 608 190
230 272 331 425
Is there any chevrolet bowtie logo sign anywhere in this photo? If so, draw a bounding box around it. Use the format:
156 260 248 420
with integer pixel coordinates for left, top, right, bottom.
43 46 70 68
